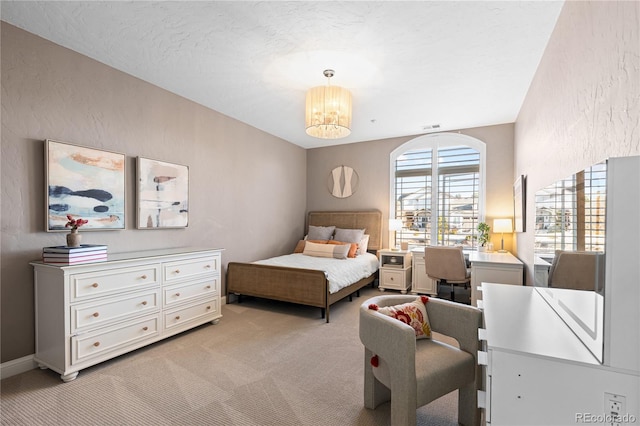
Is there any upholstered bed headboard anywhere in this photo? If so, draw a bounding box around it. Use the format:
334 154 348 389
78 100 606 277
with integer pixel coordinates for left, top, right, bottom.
307 210 383 251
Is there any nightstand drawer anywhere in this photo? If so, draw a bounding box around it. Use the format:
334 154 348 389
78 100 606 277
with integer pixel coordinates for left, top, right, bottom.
381 269 402 285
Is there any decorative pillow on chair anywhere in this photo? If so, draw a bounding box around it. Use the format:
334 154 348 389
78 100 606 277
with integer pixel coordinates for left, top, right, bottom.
369 296 432 339
306 225 336 240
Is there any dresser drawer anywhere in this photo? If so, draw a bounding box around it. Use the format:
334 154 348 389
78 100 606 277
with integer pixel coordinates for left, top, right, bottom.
71 265 160 302
163 277 219 308
71 289 160 332
163 254 220 283
71 315 159 365
163 298 219 331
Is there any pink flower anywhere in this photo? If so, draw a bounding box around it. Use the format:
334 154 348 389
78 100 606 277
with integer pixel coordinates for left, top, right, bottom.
65 215 88 230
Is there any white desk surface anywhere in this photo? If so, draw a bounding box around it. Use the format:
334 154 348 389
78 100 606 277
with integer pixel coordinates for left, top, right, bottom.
482 282 599 365
469 251 523 266
411 248 523 266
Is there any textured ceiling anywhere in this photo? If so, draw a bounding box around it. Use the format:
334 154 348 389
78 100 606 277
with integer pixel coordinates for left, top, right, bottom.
1 1 564 149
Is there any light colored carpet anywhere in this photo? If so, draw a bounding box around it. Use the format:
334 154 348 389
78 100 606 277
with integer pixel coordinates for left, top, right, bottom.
1 286 459 425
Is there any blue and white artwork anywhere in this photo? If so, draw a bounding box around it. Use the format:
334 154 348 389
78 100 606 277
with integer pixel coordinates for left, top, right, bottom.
137 157 189 229
46 140 126 231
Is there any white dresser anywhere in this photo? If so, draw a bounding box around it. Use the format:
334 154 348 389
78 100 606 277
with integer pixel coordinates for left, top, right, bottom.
31 247 223 382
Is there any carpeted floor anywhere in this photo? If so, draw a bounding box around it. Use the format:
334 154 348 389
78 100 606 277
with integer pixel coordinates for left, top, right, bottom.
1 286 459 425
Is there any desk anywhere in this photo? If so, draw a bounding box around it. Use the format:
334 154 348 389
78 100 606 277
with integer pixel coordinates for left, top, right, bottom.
469 251 523 306
411 249 523 306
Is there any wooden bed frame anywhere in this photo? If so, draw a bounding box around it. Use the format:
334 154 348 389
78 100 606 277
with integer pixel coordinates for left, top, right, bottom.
226 210 382 322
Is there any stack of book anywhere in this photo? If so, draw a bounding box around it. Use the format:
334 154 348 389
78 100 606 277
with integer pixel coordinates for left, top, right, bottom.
42 244 108 265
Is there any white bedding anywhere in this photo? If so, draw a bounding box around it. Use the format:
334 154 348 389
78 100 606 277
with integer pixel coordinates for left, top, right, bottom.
254 252 379 294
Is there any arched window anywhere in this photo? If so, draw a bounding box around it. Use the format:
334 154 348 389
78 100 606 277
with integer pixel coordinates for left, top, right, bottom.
390 133 486 248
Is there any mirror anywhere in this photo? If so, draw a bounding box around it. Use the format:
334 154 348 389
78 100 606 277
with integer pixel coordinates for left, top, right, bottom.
533 160 607 363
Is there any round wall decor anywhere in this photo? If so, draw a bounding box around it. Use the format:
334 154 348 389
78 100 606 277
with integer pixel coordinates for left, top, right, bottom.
328 165 359 198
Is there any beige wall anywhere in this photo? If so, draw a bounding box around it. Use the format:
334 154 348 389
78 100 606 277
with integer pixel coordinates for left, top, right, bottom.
0 23 307 362
514 1 640 284
306 124 516 250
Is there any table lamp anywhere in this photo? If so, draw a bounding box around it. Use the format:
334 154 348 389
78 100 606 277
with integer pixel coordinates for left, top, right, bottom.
493 218 513 253
389 219 403 250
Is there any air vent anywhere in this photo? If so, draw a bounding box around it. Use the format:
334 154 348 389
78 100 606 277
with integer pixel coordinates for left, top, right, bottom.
422 124 441 131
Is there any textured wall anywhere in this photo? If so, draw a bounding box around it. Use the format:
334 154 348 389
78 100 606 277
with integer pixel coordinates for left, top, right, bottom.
0 23 307 363
514 1 640 283
306 123 516 250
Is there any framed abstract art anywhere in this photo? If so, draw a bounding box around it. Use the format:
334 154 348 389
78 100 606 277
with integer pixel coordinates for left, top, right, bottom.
45 139 126 231
136 157 189 229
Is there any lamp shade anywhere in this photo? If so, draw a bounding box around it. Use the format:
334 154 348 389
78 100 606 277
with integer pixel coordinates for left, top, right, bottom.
389 219 403 231
493 218 513 233
305 70 352 139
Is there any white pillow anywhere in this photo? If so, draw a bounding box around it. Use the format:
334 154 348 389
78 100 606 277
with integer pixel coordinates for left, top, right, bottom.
303 241 349 259
358 234 370 255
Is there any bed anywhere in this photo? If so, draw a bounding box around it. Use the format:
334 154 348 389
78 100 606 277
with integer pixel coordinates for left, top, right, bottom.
226 210 382 322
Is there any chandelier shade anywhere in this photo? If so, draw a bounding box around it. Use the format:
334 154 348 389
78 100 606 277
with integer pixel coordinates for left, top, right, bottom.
305 70 352 139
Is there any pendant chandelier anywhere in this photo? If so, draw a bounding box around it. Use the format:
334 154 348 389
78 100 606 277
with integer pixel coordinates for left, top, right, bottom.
305 69 352 139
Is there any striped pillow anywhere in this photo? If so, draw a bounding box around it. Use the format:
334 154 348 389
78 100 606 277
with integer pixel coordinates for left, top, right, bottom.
303 241 349 259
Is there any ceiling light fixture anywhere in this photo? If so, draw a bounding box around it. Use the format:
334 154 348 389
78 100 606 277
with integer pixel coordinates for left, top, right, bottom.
305 69 352 139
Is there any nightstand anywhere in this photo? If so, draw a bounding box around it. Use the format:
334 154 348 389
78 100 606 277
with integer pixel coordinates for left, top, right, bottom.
377 249 412 294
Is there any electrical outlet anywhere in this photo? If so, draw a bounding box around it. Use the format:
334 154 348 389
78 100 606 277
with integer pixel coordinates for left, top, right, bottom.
604 392 626 426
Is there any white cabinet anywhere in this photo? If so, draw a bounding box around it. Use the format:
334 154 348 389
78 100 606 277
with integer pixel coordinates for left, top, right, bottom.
410 250 437 296
377 249 412 293
479 283 639 425
31 247 223 382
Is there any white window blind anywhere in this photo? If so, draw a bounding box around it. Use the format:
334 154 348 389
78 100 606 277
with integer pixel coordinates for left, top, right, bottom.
394 146 480 248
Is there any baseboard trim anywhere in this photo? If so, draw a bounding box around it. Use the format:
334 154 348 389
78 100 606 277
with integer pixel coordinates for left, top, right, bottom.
1 354 37 379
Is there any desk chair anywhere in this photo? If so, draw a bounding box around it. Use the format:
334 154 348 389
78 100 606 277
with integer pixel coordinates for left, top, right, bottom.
548 250 604 292
424 246 471 302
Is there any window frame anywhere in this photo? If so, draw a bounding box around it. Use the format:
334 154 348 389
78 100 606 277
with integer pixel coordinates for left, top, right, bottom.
389 133 487 248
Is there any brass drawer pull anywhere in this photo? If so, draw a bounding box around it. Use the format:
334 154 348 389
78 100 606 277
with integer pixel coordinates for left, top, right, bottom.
141 301 148 306
205 264 211 269
142 326 148 331
205 285 211 289
175 316 181 321
175 293 180 297
92 312 100 318
206 306 211 310
174 269 180 274
93 342 100 347
141 275 147 280
92 283 99 288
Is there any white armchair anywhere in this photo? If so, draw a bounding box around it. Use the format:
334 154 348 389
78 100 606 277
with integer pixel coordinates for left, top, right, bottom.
359 294 482 426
